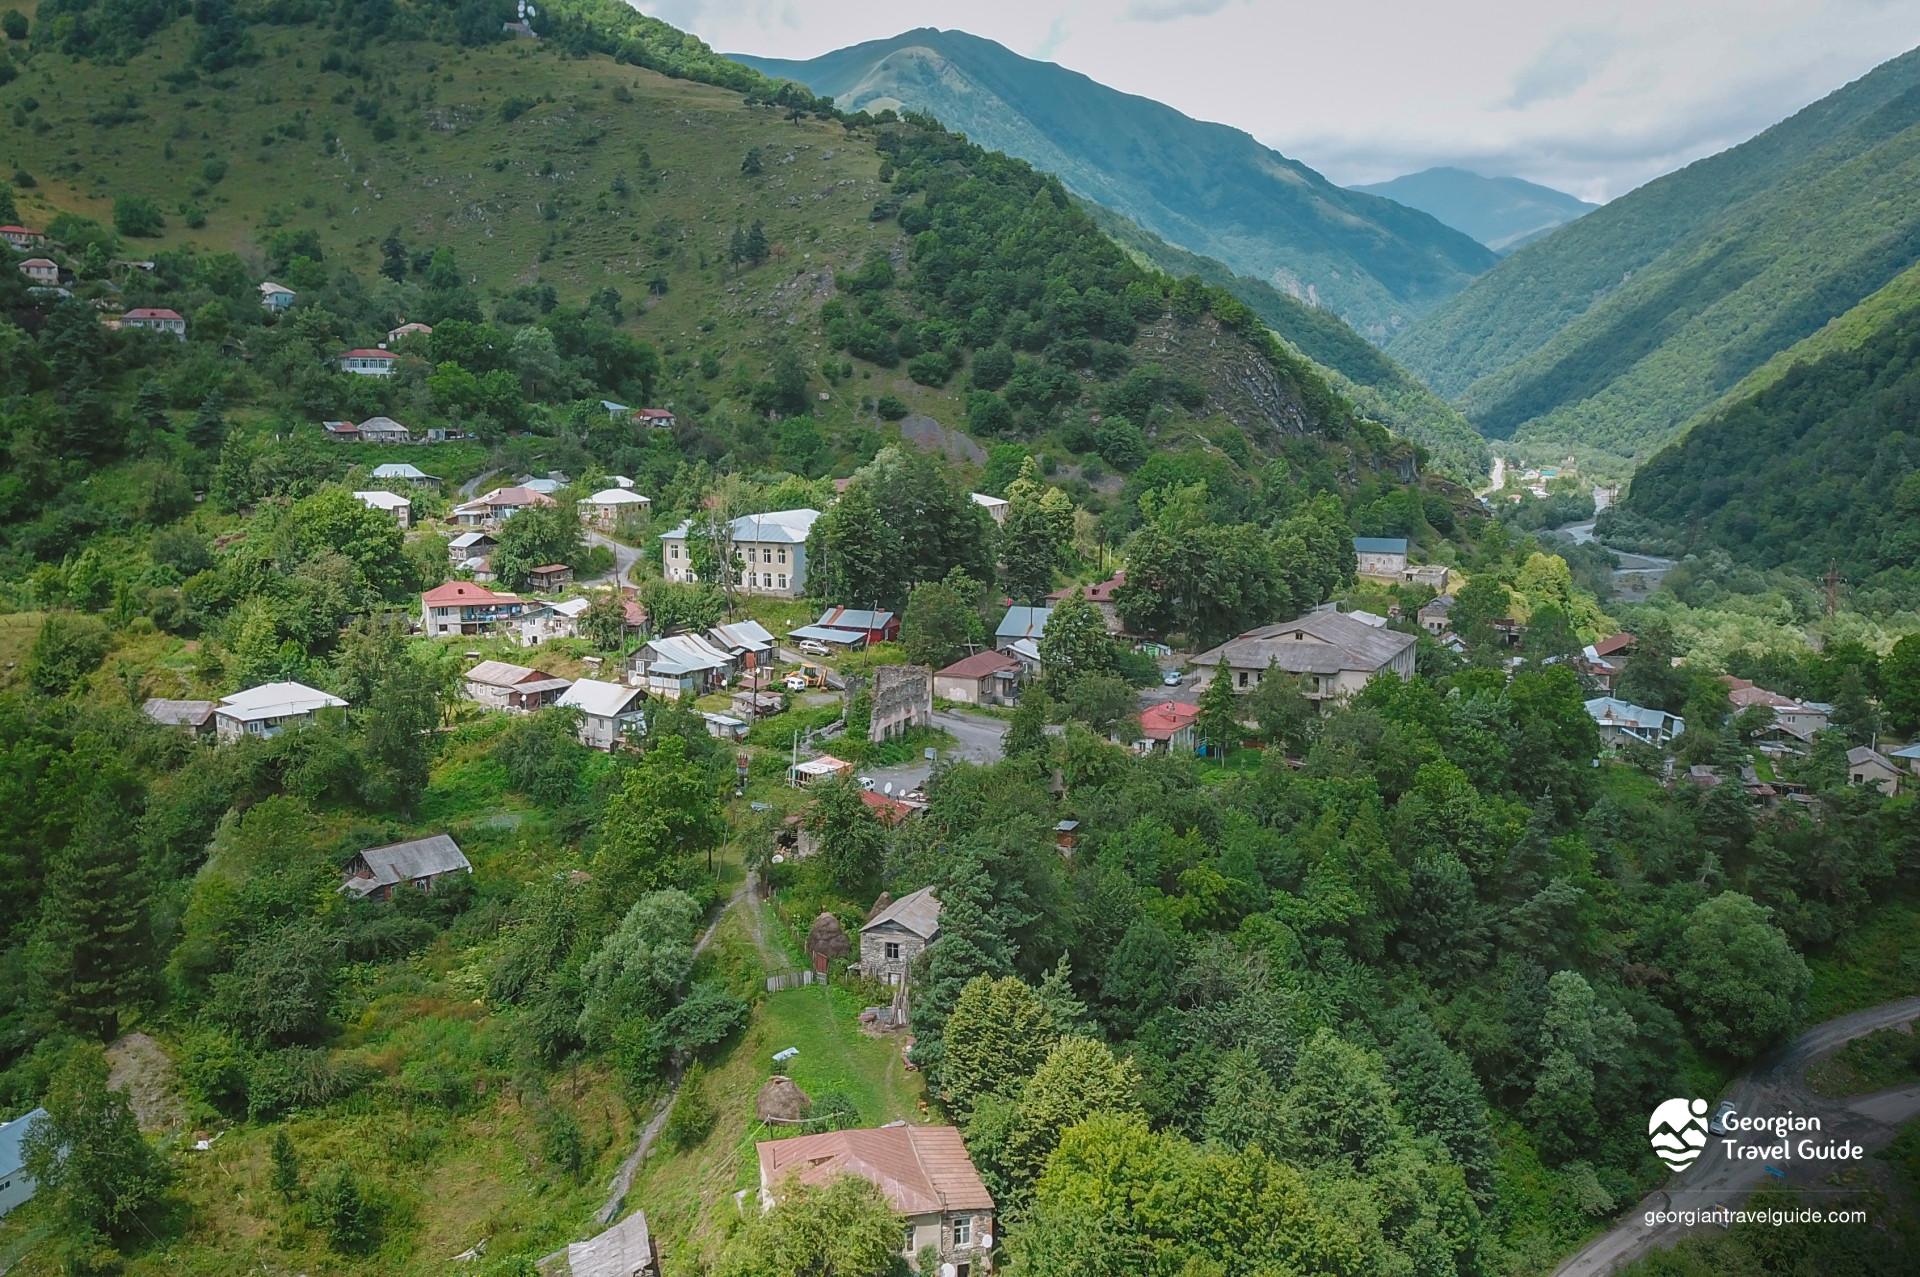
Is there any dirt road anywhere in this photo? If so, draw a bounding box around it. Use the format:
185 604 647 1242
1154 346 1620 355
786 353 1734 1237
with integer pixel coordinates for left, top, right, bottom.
1555 996 1920 1275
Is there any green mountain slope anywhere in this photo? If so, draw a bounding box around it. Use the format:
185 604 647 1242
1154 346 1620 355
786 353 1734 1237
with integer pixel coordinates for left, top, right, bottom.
1390 46 1920 470
1084 201 1489 479
734 28 1496 342
1602 260 1920 579
1351 167 1597 253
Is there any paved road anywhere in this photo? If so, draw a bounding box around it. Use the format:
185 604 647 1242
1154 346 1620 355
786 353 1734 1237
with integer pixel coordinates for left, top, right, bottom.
863 708 1010 793
1138 670 1199 709
584 528 643 588
457 466 502 500
1555 997 1920 1276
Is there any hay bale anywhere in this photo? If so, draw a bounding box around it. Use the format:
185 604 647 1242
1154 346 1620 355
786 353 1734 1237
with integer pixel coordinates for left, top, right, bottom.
806 911 851 964
865 891 893 922
756 1075 811 1123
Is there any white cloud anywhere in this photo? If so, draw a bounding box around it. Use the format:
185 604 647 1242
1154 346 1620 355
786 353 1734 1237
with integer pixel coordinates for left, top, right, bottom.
635 0 1920 200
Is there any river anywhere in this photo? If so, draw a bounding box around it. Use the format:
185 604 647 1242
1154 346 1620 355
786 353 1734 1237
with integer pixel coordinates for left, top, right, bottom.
1554 508 1675 603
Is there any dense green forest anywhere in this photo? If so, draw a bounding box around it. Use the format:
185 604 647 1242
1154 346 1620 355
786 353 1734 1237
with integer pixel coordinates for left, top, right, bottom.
1604 262 1920 590
1390 45 1920 472
736 27 1495 341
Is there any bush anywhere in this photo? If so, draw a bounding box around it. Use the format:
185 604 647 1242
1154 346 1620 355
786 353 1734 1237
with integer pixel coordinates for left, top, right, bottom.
661 1065 716 1151
308 1165 377 1252
25 612 109 696
112 194 166 237
875 394 909 420
2 11 27 41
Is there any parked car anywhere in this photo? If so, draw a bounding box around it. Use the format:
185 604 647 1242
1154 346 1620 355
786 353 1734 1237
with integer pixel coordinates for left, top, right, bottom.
784 673 809 692
857 775 875 791
1710 1101 1739 1135
1161 669 1184 687
797 639 831 656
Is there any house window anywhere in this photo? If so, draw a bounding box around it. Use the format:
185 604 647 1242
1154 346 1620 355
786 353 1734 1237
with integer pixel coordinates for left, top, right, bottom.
777 575 788 590
884 941 902 960
778 548 788 564
668 544 678 559
902 1224 915 1252
1237 671 1249 688
953 1216 972 1246
763 548 772 563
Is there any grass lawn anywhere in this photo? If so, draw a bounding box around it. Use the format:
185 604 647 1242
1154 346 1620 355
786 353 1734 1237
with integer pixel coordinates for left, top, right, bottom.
1807 1025 1920 1098
1806 891 1920 1022
1194 744 1269 781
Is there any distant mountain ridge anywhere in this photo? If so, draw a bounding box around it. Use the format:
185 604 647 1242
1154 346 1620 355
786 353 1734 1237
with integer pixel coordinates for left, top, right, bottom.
734 28 1496 342
1351 167 1597 253
1390 45 1920 473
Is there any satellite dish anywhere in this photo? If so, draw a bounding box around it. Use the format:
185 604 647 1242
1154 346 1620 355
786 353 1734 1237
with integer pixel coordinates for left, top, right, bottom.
883 782 894 795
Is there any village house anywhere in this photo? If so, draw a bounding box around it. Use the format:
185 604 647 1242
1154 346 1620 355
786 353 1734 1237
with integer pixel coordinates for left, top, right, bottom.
1576 632 1636 691
463 660 572 713
448 531 497 565
932 649 1023 707
994 605 1053 669
518 476 567 496
213 681 348 742
387 321 433 344
1417 594 1454 635
581 487 651 530
1191 610 1417 704
756 1124 993 1275
538 1209 659 1277
258 281 296 311
1401 563 1451 591
633 407 675 429
0 225 46 251
420 580 529 636
352 415 410 444
1847 746 1903 796
123 307 187 340
707 620 778 672
1721 676 1832 736
1353 536 1410 577
372 462 439 486
1585 696 1684 748
558 679 648 750
790 607 899 649
628 632 733 700
516 597 590 645
353 490 411 527
452 486 558 527
660 508 820 596
0 1107 49 1219
338 347 398 377
323 420 360 441
339 834 472 901
970 491 1009 526
527 564 575 593
17 257 58 286
859 886 940 985
1136 700 1200 754
1047 571 1127 633
141 697 217 737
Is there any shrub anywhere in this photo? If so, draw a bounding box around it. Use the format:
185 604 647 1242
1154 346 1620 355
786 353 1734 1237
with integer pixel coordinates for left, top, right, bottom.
112 194 166 237
875 394 909 421
661 1065 715 1151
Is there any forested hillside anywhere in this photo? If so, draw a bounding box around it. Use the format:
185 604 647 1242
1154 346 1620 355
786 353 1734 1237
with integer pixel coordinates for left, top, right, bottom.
1603 261 1920 585
1085 201 1490 479
1391 45 1920 471
1351 166 1596 253
736 28 1496 341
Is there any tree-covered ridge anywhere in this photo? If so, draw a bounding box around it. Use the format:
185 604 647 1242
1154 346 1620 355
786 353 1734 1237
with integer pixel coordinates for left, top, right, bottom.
1602 264 1920 584
736 27 1496 341
1390 44 1920 470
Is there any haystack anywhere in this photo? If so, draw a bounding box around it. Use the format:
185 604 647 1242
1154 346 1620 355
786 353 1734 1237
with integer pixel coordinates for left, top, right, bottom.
756 1075 811 1123
865 891 893 922
806 911 851 964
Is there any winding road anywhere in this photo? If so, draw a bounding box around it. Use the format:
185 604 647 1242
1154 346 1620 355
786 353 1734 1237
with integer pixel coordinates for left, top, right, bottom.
584 528 644 588
1555 997 1920 1275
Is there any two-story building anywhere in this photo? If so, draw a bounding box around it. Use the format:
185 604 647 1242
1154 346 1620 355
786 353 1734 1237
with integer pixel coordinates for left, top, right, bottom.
859 886 940 985
17 258 58 286
259 281 297 311
1045 571 1126 633
628 632 733 701
452 486 557 527
354 490 411 527
1584 696 1685 748
1191 610 1416 705
755 1123 993 1277
0 225 46 251
581 487 652 531
420 580 529 636
338 347 398 377
213 681 348 741
557 679 648 750
659 508 820 596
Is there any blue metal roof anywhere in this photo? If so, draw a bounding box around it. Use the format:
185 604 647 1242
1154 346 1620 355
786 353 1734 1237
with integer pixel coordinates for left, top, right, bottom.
0 1107 47 1177
1353 537 1409 554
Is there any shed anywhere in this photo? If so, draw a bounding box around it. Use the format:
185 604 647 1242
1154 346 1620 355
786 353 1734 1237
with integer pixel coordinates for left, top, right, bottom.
341 834 472 900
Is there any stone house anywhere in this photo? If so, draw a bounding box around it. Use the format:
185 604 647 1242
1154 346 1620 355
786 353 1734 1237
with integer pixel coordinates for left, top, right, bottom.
1353 536 1410 576
1847 746 1903 796
859 886 940 985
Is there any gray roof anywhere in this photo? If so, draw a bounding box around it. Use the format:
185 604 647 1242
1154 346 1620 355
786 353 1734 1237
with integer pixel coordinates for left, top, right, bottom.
1353 536 1409 554
1191 611 1416 676
709 620 775 652
342 834 471 897
996 605 1053 641
660 508 820 546
861 886 941 940
0 1107 47 1177
1848 746 1896 771
142 697 215 727
542 1210 654 1277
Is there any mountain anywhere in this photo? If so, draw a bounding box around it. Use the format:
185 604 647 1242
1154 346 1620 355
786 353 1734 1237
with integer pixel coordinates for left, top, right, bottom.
1601 260 1920 579
1350 167 1596 254
734 28 1496 342
1390 46 1920 474
1082 201 1489 479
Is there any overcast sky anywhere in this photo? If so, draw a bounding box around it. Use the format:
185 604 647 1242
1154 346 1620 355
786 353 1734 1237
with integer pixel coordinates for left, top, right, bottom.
637 0 1920 202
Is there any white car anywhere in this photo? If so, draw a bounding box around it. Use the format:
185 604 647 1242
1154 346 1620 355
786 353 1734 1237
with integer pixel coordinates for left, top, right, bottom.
858 775 875 792
797 639 831 656
784 674 809 693
1161 669 1184 687
1709 1101 1739 1136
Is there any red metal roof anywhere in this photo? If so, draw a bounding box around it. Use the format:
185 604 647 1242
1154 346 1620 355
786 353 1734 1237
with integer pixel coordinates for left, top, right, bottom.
858 790 918 825
1590 632 1636 658
421 580 521 606
125 307 184 321
758 1124 993 1215
1139 700 1199 740
1048 570 1125 605
935 650 1021 679
339 347 397 359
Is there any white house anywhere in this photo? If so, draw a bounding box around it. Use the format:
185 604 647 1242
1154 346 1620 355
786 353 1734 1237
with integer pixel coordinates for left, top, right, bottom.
0 225 46 251
213 681 348 742
970 492 1010 526
123 307 187 340
1584 696 1684 748
353 490 411 527
258 281 297 311
371 462 439 486
581 487 651 531
339 348 398 377
1353 536 1411 577
516 597 590 646
659 508 819 597
17 258 58 286
1191 610 1417 705
355 416 411 444
558 679 648 750
0 1107 49 1218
